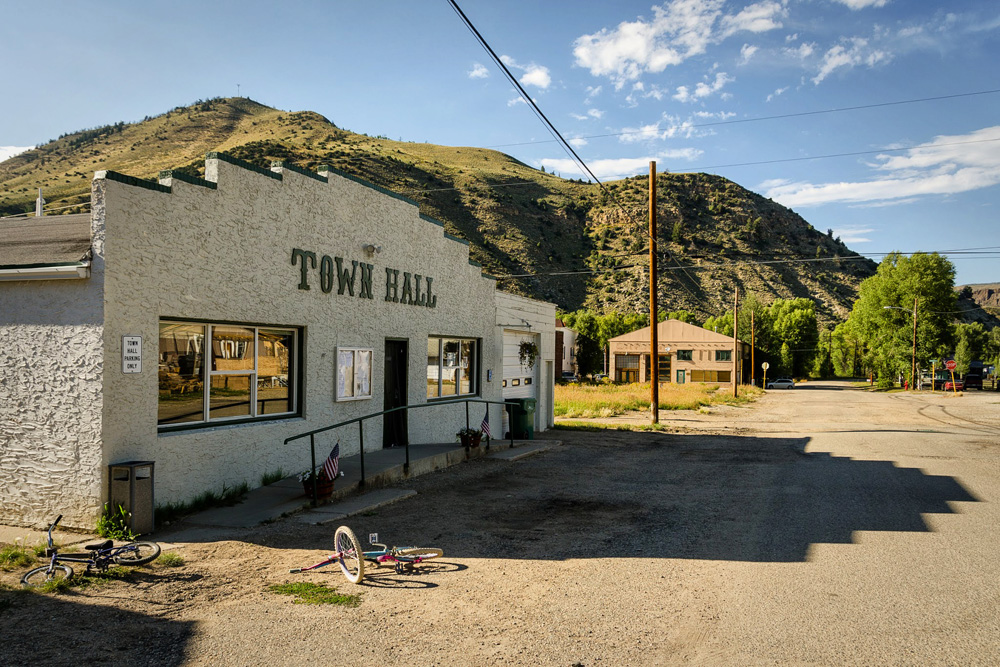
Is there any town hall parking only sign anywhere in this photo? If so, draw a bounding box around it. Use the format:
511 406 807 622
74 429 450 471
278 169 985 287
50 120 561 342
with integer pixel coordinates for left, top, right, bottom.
122 336 142 374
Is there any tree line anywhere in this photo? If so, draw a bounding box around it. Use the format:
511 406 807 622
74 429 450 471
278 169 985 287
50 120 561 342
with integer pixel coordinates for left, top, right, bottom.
561 252 999 385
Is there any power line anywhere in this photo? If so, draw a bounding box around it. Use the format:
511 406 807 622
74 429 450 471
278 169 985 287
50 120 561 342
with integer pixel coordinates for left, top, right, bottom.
684 137 1000 172
488 88 1000 149
447 0 707 306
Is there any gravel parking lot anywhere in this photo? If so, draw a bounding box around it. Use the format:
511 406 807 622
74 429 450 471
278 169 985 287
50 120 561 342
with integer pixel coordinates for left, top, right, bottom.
2 381 999 665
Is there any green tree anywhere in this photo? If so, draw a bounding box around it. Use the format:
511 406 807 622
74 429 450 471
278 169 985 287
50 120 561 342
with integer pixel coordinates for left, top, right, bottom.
842 252 957 384
769 298 818 377
954 338 973 376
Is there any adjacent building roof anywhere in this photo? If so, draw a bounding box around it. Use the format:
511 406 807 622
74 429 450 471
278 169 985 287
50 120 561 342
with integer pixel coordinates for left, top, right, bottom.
610 318 739 345
0 213 91 267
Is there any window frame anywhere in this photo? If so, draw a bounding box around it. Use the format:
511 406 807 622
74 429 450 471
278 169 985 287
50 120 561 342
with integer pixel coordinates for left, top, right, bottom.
335 347 373 402
426 335 479 400
715 350 732 362
677 350 693 361
158 319 301 431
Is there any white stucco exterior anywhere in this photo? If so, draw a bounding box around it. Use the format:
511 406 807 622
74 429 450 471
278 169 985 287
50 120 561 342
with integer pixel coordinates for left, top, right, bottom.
0 154 555 529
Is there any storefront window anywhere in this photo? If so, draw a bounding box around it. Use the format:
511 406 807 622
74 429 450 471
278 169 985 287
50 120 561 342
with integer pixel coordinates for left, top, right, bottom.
158 320 299 428
426 336 478 399
158 323 205 425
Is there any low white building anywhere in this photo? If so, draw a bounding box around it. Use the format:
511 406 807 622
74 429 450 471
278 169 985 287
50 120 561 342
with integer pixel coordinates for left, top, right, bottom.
0 153 555 530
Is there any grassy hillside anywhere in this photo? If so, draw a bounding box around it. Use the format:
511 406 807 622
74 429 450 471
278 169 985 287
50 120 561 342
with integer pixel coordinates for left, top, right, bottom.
0 97 878 323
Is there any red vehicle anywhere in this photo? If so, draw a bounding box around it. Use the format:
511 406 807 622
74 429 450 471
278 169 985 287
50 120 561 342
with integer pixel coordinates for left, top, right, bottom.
944 379 965 391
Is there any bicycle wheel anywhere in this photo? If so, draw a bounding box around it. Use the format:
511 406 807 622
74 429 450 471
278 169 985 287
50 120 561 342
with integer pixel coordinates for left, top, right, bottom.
334 526 365 584
113 541 161 566
21 564 74 587
396 547 443 562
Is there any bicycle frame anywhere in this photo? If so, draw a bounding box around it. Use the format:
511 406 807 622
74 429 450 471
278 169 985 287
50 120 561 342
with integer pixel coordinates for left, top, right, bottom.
39 516 145 573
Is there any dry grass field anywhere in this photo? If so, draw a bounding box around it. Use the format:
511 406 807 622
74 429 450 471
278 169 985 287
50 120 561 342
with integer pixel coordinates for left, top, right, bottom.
554 381 763 418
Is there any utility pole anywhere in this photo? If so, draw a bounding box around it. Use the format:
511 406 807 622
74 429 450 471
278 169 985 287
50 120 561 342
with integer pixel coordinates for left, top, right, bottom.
649 161 659 424
750 309 755 387
911 296 918 390
733 286 739 398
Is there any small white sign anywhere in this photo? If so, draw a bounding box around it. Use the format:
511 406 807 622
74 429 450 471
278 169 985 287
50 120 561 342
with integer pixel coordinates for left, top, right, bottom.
122 336 142 374
761 362 770 370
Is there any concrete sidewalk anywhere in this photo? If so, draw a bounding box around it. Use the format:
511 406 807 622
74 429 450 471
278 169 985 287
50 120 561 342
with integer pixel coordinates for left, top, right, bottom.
155 437 560 542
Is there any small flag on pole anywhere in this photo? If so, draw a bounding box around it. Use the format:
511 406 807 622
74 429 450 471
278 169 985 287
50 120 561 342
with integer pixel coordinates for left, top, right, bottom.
480 407 491 440
323 442 340 480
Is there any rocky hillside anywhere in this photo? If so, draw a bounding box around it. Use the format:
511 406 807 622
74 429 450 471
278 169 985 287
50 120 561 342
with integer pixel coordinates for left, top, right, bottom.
1 97 878 323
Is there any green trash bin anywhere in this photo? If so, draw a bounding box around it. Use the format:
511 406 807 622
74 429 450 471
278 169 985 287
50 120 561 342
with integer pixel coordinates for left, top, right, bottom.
509 398 536 440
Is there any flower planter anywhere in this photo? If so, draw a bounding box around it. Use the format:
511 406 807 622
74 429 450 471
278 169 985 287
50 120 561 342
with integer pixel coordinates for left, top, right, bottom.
459 433 482 448
303 476 334 499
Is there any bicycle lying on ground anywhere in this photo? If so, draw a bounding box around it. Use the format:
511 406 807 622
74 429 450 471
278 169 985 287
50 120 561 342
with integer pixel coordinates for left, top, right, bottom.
290 525 443 584
21 515 162 587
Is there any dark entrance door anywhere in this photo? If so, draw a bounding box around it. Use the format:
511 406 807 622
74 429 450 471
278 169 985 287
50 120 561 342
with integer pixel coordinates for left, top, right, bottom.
383 340 408 448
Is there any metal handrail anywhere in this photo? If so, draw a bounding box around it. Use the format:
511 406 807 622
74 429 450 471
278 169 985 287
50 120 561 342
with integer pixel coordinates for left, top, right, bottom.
284 397 520 505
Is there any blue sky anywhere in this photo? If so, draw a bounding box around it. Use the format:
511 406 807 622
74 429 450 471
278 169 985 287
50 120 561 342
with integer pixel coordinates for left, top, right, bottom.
2 0 998 285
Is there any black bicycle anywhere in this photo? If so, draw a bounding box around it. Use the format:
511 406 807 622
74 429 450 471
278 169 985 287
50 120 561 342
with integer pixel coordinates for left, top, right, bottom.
21 515 161 587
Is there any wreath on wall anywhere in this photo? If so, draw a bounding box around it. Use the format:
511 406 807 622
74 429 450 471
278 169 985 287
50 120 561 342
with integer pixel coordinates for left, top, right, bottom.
518 341 539 369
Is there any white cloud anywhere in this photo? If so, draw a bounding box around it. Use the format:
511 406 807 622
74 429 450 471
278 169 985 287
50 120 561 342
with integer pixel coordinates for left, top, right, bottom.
541 148 703 181
738 43 758 64
500 55 551 89
720 1 787 36
766 86 789 102
763 125 1000 207
618 115 702 143
833 0 889 9
572 0 784 88
831 226 875 243
569 137 588 148
0 146 31 162
784 42 815 60
812 37 891 84
570 108 604 122
673 71 733 103
468 63 489 79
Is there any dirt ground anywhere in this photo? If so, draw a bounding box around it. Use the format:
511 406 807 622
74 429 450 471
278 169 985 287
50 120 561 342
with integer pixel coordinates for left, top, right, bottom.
2 381 999 666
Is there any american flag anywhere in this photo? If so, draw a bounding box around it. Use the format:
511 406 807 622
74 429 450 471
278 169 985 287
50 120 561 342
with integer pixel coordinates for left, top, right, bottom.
323 442 340 480
480 407 491 439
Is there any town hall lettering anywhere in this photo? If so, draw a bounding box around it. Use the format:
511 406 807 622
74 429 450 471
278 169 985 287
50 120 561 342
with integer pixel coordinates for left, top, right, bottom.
291 248 436 308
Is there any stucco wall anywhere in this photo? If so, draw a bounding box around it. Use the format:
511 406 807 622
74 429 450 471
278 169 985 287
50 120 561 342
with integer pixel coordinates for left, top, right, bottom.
97 157 502 506
0 232 105 529
495 291 556 431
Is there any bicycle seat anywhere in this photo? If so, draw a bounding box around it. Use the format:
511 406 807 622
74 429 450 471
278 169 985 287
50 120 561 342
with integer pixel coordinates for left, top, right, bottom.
84 540 113 551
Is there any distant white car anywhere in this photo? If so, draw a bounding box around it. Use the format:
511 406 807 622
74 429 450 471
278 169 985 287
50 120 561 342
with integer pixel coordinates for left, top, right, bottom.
766 378 795 389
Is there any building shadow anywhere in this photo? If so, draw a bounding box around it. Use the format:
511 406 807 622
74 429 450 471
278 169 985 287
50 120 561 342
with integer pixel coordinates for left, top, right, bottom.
0 589 195 665
377 431 980 563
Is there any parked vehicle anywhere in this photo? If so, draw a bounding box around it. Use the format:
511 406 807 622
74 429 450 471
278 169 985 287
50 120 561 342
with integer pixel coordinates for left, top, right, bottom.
560 371 579 383
963 373 983 390
944 379 965 391
766 378 795 389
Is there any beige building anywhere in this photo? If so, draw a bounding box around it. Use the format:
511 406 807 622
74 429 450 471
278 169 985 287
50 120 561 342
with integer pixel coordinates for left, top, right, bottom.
608 319 751 385
0 153 555 530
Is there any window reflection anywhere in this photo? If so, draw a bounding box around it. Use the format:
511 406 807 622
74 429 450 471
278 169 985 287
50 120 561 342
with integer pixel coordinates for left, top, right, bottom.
209 374 253 419
158 323 205 425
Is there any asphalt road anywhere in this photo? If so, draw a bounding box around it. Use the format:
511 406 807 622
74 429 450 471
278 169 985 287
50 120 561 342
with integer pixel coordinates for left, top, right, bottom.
3 381 999 665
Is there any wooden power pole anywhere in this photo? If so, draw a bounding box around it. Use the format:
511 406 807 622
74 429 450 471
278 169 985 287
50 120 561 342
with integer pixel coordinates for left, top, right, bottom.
733 286 739 398
649 161 658 424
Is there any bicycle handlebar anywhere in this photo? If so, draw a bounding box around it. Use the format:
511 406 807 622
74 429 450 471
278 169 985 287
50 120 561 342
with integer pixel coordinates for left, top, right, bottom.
47 515 63 549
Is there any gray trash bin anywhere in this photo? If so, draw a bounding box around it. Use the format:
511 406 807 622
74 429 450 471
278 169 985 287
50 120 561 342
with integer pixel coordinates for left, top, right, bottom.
108 461 155 535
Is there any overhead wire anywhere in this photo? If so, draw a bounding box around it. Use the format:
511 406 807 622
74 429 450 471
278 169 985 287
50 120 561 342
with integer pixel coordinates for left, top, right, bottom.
447 0 708 305
487 88 1000 149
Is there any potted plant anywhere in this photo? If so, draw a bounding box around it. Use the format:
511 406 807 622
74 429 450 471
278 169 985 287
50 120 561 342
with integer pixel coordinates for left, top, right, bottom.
518 341 539 370
298 466 334 499
456 427 483 448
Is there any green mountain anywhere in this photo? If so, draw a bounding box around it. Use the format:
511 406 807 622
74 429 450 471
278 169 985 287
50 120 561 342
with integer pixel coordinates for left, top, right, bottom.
0 97 878 323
